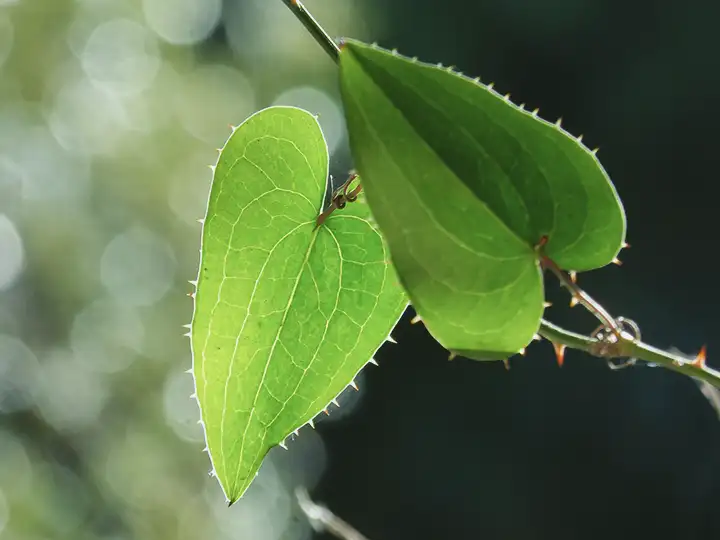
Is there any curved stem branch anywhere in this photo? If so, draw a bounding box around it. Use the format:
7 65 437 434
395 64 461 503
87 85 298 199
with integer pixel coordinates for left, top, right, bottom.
540 255 619 333
280 0 340 63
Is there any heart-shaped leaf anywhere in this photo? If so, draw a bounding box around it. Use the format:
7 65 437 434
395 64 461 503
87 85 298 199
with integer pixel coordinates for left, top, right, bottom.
338 40 626 359
190 106 407 503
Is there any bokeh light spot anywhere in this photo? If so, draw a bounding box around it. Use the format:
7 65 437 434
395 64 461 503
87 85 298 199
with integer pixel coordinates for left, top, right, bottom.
0 11 13 69
70 297 144 374
81 18 161 96
0 335 39 413
0 488 7 536
48 76 130 155
0 214 24 291
143 0 222 45
174 64 256 146
0 430 33 498
163 369 204 443
272 86 345 155
36 349 110 432
100 226 176 307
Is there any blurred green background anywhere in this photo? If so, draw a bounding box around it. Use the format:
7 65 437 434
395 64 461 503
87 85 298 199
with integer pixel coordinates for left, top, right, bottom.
0 1 718 539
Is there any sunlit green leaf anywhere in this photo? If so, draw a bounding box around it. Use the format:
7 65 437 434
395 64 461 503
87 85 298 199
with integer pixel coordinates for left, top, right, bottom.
190 106 407 503
338 40 625 359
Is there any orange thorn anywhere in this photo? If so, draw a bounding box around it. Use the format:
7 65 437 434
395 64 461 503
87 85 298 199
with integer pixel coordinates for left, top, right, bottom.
553 343 567 367
570 296 579 308
323 408 330 416
569 270 577 283
612 257 622 266
503 359 510 370
691 345 707 368
187 292 195 299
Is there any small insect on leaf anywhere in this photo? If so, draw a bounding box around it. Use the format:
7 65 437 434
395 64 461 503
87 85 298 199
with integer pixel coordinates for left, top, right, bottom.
190 106 407 503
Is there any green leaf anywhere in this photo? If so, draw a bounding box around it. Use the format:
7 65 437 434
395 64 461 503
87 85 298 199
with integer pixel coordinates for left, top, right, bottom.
338 40 626 359
190 106 407 503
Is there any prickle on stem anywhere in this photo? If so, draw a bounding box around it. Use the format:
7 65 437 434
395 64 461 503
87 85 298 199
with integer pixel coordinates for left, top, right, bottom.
552 343 567 367
691 345 707 368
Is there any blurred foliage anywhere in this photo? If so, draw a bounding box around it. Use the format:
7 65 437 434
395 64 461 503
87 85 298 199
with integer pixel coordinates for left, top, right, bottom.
0 1 374 538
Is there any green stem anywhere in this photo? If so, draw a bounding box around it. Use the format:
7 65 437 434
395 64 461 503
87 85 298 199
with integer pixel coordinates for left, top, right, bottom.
280 0 340 63
279 0 720 391
539 320 720 388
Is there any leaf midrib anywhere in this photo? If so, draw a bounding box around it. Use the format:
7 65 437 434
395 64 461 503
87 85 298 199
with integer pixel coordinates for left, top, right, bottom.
229 222 320 496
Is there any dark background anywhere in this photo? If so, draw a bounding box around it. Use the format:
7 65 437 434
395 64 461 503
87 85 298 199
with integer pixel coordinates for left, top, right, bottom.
305 1 720 538
0 0 718 539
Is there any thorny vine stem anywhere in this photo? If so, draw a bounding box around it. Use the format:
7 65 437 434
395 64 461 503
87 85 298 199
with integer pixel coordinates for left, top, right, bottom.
278 0 720 390
296 488 371 540
538 320 720 387
280 0 341 62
